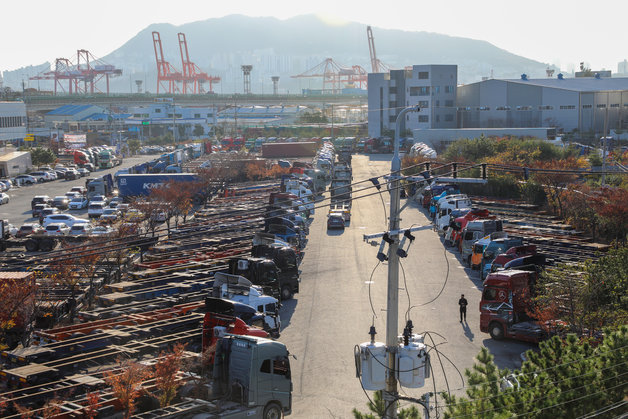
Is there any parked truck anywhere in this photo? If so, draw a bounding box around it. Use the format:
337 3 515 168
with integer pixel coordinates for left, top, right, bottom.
480 269 546 342
261 142 318 158
117 173 204 200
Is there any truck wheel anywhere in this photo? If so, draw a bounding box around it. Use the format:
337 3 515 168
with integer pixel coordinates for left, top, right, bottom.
25 239 39 252
0 242 6 252
489 322 505 340
281 285 293 301
263 402 282 419
466 256 471 267
40 238 55 252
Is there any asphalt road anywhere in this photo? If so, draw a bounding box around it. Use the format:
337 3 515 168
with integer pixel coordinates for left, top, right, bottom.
0 155 158 228
280 154 536 418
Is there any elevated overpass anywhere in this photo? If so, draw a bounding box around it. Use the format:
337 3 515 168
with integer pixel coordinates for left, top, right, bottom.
24 93 367 112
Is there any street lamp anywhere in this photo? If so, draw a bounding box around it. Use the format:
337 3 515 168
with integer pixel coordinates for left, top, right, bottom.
383 105 419 419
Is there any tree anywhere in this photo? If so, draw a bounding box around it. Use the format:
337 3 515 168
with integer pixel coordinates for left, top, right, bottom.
589 187 628 243
30 147 56 167
353 390 421 419
127 139 140 155
193 124 205 138
531 157 588 217
442 326 628 418
104 358 151 419
0 274 37 349
154 343 187 407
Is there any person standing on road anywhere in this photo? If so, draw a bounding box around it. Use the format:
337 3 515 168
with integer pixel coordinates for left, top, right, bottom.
459 294 468 323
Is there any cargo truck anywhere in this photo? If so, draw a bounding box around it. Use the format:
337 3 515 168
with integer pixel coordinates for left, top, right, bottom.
480 269 546 342
117 173 203 200
261 142 318 158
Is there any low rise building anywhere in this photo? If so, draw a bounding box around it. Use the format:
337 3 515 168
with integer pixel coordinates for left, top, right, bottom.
0 151 32 177
0 101 27 145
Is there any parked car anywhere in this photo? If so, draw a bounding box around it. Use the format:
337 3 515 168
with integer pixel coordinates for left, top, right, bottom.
150 210 167 223
45 171 58 180
117 203 130 213
64 169 79 180
16 223 45 237
69 223 94 236
0 193 9 205
45 223 71 236
91 225 114 236
42 214 89 228
52 196 70 210
55 170 67 180
65 191 81 200
83 163 95 172
31 195 52 209
88 202 106 219
0 179 12 191
77 168 89 177
40 207 60 219
32 204 50 218
91 195 108 205
28 171 51 182
15 175 37 185
70 186 87 195
100 208 120 222
327 213 345 230
68 196 89 210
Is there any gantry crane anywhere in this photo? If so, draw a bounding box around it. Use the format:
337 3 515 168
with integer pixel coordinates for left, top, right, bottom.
152 31 183 94
366 26 391 73
177 33 220 94
291 58 368 94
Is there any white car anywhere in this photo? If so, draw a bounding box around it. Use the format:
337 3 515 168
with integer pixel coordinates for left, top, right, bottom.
45 223 71 236
88 202 106 219
91 225 114 236
43 214 89 228
69 197 89 210
100 208 120 222
0 193 9 205
28 171 52 182
69 223 94 236
91 195 108 205
15 175 37 185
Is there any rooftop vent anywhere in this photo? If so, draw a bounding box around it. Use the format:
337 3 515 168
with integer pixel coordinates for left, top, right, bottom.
521 74 528 80
595 73 601 79
557 73 564 80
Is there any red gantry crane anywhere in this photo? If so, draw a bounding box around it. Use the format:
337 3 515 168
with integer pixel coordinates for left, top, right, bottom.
177 32 220 94
291 58 368 94
367 26 391 73
29 51 122 95
152 31 183 94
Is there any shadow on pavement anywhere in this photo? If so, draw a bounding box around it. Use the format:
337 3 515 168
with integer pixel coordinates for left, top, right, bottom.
482 338 537 370
279 298 298 331
462 321 474 341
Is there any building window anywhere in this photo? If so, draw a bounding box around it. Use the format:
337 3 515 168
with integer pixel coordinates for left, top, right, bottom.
410 86 430 96
436 115 440 122
610 104 620 108
389 101 397 109
559 105 576 110
445 100 454 107
582 105 592 109
418 71 429 79
389 87 397 94
444 85 454 93
517 106 532 111
418 101 429 108
476 106 490 111
194 113 200 118
433 86 440 94
496 106 511 111
539 105 553 110
445 114 454 122
155 108 161 113
435 100 440 107
597 104 607 108
418 115 429 123
389 116 397 123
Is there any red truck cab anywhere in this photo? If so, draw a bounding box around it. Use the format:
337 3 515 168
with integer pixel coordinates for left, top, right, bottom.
449 208 491 249
480 269 545 343
491 245 537 272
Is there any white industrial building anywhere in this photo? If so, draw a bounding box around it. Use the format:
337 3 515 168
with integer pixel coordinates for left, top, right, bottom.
456 75 628 136
368 65 458 138
0 102 27 145
0 151 32 177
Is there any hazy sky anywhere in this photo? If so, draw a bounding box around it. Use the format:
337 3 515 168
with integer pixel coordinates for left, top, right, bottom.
1 0 626 74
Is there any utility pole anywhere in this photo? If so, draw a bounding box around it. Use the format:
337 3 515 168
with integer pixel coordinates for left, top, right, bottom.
172 98 176 147
383 105 419 419
602 92 609 186
331 104 334 139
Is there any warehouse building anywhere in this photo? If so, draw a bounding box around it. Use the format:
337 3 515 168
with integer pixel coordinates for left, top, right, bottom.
456 75 628 135
0 151 32 177
368 65 458 138
0 101 27 145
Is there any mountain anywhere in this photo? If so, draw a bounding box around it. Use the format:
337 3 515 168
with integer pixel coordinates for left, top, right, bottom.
4 14 552 94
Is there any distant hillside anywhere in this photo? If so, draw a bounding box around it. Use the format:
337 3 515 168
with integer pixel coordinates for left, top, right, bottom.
4 14 552 94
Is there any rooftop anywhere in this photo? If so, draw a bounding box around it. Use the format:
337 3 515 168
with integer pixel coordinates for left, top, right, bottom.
486 77 628 92
0 151 29 162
